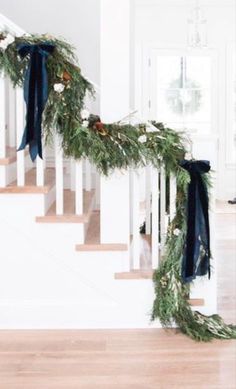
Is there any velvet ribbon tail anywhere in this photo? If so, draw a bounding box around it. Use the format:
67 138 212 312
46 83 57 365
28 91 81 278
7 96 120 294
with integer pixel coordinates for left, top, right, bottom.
179 160 211 283
17 43 55 161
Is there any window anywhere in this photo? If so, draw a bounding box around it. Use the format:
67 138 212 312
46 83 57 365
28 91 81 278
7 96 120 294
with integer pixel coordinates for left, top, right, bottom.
226 43 236 164
150 51 213 133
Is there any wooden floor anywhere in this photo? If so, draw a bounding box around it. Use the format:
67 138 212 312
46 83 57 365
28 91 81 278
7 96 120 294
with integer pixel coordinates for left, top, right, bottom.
0 204 235 389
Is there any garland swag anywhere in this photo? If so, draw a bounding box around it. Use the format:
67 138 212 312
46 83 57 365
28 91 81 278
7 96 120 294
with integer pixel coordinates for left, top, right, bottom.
0 32 236 341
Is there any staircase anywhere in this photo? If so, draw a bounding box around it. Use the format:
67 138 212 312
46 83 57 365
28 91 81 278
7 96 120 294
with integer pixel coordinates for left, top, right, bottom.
0 13 217 329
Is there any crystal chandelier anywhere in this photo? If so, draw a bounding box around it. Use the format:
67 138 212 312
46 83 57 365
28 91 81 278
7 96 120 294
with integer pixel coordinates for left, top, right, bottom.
187 0 207 48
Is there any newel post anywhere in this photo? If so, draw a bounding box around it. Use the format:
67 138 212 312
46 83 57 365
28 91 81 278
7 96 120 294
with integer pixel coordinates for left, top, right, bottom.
99 0 130 245
100 171 130 244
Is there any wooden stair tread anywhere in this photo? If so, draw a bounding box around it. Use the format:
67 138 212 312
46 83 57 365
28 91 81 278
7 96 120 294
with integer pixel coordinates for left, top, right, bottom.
189 298 205 306
0 147 17 165
114 271 204 305
76 213 152 253
36 189 95 223
76 243 128 251
75 211 128 251
37 214 87 223
0 168 55 194
0 147 29 166
114 270 154 279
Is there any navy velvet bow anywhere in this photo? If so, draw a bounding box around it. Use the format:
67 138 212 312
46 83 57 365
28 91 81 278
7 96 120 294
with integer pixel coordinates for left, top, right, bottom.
179 159 211 283
17 43 55 161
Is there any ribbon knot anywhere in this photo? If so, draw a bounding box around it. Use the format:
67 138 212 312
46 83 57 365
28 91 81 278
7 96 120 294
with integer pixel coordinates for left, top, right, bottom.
17 43 55 161
179 159 211 283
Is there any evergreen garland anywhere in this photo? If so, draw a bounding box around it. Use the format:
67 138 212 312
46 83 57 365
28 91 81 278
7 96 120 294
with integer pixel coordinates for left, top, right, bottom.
0 33 94 144
1 32 235 341
152 165 236 341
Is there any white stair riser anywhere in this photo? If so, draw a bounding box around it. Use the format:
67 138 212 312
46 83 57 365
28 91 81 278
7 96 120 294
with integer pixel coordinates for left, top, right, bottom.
0 154 34 188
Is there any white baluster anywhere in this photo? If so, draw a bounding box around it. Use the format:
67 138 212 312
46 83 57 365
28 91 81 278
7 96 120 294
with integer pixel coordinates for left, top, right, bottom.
95 171 100 209
70 159 75 191
8 79 16 148
0 74 6 158
85 158 92 191
16 87 25 186
151 167 159 269
160 167 166 251
145 165 151 234
4 78 9 148
55 134 64 215
169 174 177 222
36 155 45 186
75 160 83 215
130 169 140 270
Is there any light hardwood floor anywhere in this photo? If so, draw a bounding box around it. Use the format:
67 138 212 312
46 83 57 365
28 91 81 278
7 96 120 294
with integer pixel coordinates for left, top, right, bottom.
0 204 235 389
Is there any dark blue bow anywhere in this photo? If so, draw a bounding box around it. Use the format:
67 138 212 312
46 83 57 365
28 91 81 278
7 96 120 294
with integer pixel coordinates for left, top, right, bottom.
17 43 55 161
179 160 211 283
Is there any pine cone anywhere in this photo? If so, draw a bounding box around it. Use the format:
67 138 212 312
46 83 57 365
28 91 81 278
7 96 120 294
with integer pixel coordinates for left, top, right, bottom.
63 71 71 81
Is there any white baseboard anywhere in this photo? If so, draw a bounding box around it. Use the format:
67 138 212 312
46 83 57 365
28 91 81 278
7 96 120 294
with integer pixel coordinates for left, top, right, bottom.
0 299 161 329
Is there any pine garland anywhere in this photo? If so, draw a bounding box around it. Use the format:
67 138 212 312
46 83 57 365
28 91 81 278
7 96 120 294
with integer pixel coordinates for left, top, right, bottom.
0 33 94 144
151 165 236 341
1 32 235 341
62 120 145 175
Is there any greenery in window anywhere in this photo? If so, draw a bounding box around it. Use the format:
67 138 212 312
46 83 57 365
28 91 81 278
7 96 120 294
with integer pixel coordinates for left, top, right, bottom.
166 78 202 115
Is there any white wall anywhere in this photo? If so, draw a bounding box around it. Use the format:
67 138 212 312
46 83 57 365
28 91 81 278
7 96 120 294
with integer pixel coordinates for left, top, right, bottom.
132 0 236 200
0 0 100 86
100 0 130 122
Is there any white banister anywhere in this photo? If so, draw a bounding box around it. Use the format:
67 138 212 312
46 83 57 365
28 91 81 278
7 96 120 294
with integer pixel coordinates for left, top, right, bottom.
160 167 166 251
55 134 64 215
169 174 177 222
0 13 25 36
75 160 83 215
151 168 159 269
16 86 25 186
145 165 152 234
130 169 140 269
0 74 6 158
36 156 45 187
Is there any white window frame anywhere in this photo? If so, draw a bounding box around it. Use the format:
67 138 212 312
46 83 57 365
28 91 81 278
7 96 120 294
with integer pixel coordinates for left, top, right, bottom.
135 44 218 136
226 42 236 166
